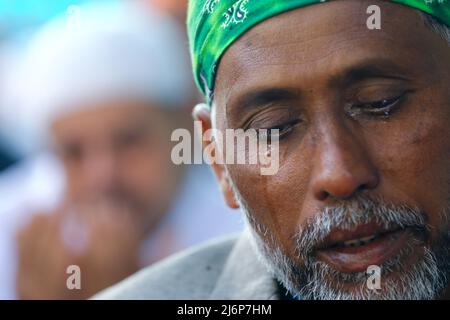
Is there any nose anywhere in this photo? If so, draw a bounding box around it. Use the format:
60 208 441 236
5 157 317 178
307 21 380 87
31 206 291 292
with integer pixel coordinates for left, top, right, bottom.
310 122 379 202
82 146 119 193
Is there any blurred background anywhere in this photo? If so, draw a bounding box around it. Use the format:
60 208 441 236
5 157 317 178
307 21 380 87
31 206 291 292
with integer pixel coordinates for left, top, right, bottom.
0 0 243 299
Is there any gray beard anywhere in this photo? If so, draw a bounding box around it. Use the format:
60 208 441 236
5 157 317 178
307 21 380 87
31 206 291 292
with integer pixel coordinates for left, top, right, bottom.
239 194 450 300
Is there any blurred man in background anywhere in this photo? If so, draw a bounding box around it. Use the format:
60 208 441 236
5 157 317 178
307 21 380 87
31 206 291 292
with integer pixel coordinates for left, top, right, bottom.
0 1 241 299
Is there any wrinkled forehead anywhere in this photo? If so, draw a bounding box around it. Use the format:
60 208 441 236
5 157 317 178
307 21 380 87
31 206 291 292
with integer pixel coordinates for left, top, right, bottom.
213 0 444 118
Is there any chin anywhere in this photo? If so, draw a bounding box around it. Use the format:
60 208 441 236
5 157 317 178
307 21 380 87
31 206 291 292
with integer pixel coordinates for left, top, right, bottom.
294 245 446 300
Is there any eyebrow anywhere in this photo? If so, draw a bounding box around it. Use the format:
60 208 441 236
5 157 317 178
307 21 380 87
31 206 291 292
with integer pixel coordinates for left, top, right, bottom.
230 87 299 113
228 59 410 113
329 59 410 87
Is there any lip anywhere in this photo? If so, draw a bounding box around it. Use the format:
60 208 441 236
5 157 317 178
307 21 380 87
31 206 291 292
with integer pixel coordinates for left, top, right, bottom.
315 224 414 273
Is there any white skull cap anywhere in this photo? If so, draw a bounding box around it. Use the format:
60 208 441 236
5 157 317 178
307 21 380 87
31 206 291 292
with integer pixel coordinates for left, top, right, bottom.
3 1 192 154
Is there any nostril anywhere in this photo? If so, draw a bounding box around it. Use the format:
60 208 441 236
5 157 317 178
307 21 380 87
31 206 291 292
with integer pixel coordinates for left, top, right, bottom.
357 184 367 193
313 175 378 202
354 173 379 195
316 190 330 201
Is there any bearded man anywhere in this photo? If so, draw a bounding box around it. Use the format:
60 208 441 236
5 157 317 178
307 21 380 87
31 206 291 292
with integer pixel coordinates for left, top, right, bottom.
96 0 450 300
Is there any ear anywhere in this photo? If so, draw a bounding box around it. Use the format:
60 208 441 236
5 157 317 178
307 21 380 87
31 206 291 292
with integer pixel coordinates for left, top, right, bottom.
192 103 240 209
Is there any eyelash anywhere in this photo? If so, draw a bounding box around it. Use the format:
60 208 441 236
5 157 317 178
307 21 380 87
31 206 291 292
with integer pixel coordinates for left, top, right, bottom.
352 93 406 117
258 119 301 141
250 92 407 139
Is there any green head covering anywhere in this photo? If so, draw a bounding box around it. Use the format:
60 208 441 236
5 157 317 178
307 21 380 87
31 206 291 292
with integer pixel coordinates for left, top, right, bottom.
187 0 450 105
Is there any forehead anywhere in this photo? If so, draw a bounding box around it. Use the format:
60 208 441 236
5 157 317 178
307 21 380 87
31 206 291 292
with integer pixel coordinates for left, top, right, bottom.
214 0 443 114
51 100 157 137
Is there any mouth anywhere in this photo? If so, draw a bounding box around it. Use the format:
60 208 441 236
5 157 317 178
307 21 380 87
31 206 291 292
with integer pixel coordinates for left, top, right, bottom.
315 222 422 273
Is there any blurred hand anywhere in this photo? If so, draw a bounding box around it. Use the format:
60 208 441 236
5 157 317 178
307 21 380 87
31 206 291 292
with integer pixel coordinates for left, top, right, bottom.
16 201 141 300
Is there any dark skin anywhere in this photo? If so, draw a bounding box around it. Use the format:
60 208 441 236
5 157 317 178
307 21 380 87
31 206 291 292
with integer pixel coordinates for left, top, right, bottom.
193 0 450 298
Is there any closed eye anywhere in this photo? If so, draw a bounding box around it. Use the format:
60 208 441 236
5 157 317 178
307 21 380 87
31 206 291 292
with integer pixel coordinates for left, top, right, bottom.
258 119 301 141
352 93 407 117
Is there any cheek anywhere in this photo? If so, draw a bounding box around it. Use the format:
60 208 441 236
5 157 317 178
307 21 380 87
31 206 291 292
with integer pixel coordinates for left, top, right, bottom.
228 144 312 250
369 112 450 227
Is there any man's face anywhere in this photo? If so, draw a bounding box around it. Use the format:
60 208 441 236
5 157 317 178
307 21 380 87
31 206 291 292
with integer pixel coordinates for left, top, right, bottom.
52 100 179 235
206 0 450 299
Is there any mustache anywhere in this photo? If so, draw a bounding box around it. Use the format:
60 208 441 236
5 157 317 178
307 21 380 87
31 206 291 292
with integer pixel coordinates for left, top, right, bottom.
294 195 429 259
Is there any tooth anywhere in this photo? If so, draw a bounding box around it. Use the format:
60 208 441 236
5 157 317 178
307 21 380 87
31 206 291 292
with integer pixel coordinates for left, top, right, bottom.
360 235 376 243
342 235 377 247
343 239 361 247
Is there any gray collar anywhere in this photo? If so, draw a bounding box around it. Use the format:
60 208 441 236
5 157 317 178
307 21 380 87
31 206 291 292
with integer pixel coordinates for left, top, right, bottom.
209 229 281 300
